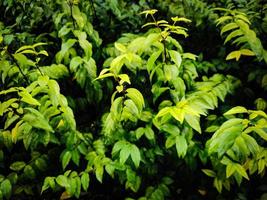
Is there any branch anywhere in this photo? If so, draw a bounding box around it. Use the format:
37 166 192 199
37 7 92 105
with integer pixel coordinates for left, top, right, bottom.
6 48 30 85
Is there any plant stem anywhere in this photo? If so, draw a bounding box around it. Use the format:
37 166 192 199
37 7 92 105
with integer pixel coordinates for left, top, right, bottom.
89 0 97 20
68 0 76 29
6 49 30 85
151 14 166 63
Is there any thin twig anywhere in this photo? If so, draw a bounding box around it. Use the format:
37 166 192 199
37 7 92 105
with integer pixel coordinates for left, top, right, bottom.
35 63 44 76
89 0 97 20
68 0 76 29
6 48 30 85
151 14 167 63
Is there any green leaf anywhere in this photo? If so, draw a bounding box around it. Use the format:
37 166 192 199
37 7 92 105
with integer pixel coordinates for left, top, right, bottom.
1 179 12 199
73 31 92 60
224 106 248 115
112 140 125 156
23 165 36 179
202 169 216 177
234 164 249 180
23 108 54 132
115 42 127 53
72 6 85 28
58 25 72 37
214 178 222 193
184 114 201 133
226 50 241 61
48 79 60 106
135 127 145 139
42 177 55 193
216 16 233 25
169 50 182 68
71 149 80 166
13 53 35 67
175 135 188 157
221 22 239 35
119 144 131 165
10 161 26 171
164 64 178 81
224 30 243 44
118 74 131 85
170 107 185 123
165 136 176 148
254 128 267 141
74 176 81 198
240 49 255 56
242 133 259 155
226 163 236 178
147 50 162 72
145 126 154 140
161 124 180 136
56 39 77 63
35 157 47 171
56 175 70 188
19 90 40 106
130 144 141 168
139 9 158 18
95 165 104 183
70 56 83 72
62 151 72 170
126 88 145 111
69 178 77 196
81 173 90 191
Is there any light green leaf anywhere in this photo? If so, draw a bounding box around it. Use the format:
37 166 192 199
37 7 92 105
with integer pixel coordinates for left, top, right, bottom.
41 177 54 193
169 50 182 68
145 126 154 140
226 163 236 178
72 6 85 28
240 49 255 56
170 107 185 123
234 164 249 180
254 128 267 141
202 169 216 177
48 79 60 106
56 39 77 63
81 173 90 191
115 42 127 53
126 88 145 111
175 135 188 157
95 165 104 183
23 108 53 132
165 135 176 148
147 50 162 72
112 140 125 156
119 144 131 165
74 176 81 198
221 22 238 35
62 151 72 170
224 30 243 44
224 106 248 115
19 90 40 106
214 178 222 193
10 161 26 171
24 165 36 179
226 51 241 61
56 175 70 188
185 114 201 133
1 179 12 199
130 144 141 168
135 127 145 139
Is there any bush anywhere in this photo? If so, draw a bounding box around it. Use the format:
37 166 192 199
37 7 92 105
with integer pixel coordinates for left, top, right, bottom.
0 0 267 199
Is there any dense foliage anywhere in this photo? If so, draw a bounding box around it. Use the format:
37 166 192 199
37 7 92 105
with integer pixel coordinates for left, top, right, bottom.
0 0 267 199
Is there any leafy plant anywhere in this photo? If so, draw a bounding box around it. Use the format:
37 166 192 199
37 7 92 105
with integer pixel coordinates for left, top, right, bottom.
0 0 267 199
